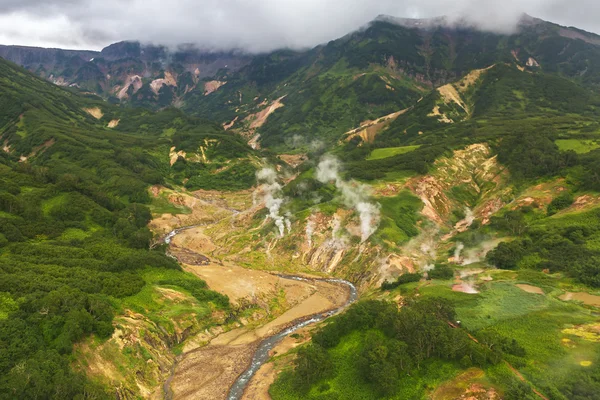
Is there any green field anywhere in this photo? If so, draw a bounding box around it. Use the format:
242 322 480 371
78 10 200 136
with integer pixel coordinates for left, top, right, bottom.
555 139 600 153
366 145 421 160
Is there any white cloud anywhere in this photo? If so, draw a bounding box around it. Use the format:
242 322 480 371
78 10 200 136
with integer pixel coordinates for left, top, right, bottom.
0 0 599 51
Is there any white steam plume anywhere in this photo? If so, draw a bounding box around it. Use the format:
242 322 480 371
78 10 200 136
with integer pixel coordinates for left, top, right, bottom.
460 281 479 294
462 239 500 265
316 155 381 243
256 167 291 238
454 242 465 261
464 207 475 226
332 214 342 238
305 215 316 247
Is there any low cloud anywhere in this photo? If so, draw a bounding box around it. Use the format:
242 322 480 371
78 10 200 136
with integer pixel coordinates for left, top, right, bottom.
0 1 599 51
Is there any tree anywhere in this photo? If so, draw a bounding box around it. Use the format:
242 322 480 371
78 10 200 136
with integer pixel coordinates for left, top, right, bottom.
547 192 574 216
293 344 332 391
486 241 525 270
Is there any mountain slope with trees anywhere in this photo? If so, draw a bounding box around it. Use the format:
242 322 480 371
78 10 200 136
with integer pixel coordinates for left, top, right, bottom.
0 57 254 399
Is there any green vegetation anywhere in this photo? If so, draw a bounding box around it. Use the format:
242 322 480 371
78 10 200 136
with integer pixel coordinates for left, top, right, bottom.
486 206 600 286
367 145 421 160
0 58 231 399
376 191 423 245
547 191 574 216
4 13 600 400
381 273 422 290
271 299 521 399
556 139 600 154
182 160 257 191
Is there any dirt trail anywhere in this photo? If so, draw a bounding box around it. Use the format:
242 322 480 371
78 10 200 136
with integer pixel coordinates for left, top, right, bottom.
504 361 549 400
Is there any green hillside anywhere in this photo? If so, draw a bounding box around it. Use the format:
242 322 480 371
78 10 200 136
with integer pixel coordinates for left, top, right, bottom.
178 16 600 151
0 58 254 398
2 13 600 400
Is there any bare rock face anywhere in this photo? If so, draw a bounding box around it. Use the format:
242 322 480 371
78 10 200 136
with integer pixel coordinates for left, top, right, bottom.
0 41 251 106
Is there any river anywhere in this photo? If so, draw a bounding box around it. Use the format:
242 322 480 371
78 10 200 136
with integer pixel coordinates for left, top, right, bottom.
164 226 358 400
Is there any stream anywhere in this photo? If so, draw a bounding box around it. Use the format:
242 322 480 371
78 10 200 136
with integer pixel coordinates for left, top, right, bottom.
163 226 358 400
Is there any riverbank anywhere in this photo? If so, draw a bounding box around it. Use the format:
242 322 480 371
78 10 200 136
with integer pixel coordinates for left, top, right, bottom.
162 225 354 399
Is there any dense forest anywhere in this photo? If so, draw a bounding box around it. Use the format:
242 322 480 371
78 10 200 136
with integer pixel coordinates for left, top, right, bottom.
271 299 539 399
0 58 242 398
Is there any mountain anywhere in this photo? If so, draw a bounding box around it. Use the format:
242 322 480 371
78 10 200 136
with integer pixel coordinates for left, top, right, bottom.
6 15 600 152
3 13 600 400
0 41 252 106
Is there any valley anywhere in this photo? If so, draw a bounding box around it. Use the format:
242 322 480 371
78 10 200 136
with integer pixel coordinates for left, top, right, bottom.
2 10 600 400
147 188 356 399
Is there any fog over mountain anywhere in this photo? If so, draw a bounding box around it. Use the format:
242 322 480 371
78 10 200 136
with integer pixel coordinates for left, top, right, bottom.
0 0 599 52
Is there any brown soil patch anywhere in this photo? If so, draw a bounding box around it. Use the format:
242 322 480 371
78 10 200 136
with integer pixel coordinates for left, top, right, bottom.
75 308 182 399
19 138 55 163
117 75 143 99
171 227 218 255
171 342 257 400
245 96 286 130
432 368 499 400
248 133 261 150
456 65 495 93
438 84 468 113
148 188 233 235
150 71 177 94
107 119 120 128
223 116 239 130
169 146 187 166
76 342 122 383
409 175 449 224
559 28 600 45
560 292 600 307
374 183 403 197
407 143 510 228
516 284 544 295
242 327 312 400
568 195 600 212
242 361 274 400
344 109 408 143
170 262 350 399
83 107 103 119
156 287 189 303
428 67 495 124
204 80 227 95
279 153 307 168
526 57 540 67
428 105 454 124
452 282 479 294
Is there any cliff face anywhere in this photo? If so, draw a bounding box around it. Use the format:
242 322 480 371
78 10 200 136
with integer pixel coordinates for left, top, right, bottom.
0 41 251 100
0 45 97 66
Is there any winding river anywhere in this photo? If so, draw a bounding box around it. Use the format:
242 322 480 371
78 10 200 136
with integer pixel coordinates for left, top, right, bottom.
164 227 358 400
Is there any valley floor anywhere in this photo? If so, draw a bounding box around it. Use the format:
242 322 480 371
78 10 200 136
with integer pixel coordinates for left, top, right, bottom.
155 189 353 399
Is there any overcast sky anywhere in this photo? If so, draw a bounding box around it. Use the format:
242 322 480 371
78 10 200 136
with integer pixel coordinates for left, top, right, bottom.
0 0 598 52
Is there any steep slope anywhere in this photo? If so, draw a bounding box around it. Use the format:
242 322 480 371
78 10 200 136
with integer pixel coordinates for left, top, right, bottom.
0 41 251 105
7 15 600 151
180 14 600 150
0 57 259 399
